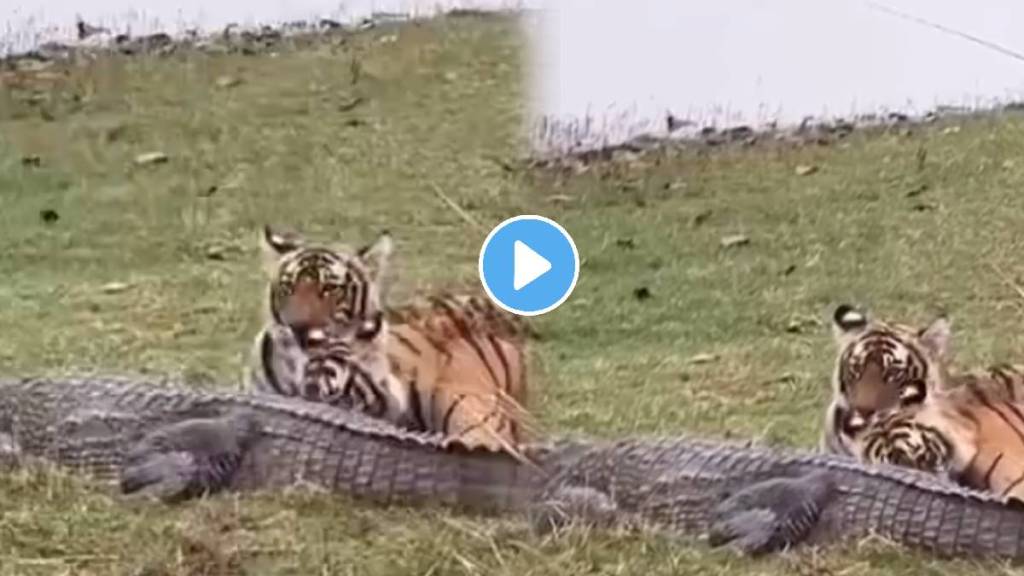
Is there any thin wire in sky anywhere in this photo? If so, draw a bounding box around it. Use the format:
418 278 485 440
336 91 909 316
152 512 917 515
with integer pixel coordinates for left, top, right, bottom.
864 0 1024 64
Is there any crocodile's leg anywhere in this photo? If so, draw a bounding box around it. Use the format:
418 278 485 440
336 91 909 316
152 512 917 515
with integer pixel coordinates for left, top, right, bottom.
119 412 261 503
707 471 836 555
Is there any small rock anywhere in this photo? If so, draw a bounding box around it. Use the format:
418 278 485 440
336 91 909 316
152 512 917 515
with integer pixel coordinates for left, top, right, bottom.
687 353 719 365
632 286 651 301
199 185 218 197
615 237 636 250
763 372 798 385
547 194 572 206
134 152 169 166
794 164 818 176
691 209 712 227
205 246 227 261
100 282 131 294
911 202 937 212
104 124 128 143
1003 159 1016 170
784 317 818 334
337 96 365 112
905 183 929 198
21 155 41 167
39 209 59 224
443 71 459 83
663 179 687 191
781 264 797 276
215 75 242 89
941 126 961 135
720 234 750 249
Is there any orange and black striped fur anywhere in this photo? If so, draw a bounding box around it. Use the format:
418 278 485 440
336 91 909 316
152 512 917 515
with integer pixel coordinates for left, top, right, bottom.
381 293 534 453
856 364 1024 501
822 304 954 457
246 226 535 459
298 293 536 462
822 303 1024 500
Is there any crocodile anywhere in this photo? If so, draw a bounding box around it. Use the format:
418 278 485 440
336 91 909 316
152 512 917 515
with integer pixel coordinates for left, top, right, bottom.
4 375 1024 561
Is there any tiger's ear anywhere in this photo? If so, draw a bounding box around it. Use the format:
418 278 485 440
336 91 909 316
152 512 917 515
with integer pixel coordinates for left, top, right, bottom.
262 225 303 255
261 225 303 275
831 304 869 344
918 315 952 361
357 231 393 281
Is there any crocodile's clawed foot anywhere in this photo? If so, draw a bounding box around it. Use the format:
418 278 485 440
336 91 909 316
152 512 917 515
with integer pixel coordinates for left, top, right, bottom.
529 486 620 535
119 413 260 503
708 471 834 556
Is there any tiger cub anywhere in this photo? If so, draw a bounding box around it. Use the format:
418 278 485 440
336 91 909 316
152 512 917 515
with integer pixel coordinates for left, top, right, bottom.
857 364 1024 501
822 304 955 457
822 303 1024 500
247 225 535 458
303 293 537 460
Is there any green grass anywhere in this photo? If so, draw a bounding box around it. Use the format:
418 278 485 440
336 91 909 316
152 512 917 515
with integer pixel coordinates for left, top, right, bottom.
3 12 1024 575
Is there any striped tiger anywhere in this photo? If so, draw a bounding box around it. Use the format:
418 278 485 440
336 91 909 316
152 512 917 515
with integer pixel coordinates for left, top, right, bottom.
822 304 955 457
245 225 393 398
855 364 1024 501
245 225 535 458
301 292 537 460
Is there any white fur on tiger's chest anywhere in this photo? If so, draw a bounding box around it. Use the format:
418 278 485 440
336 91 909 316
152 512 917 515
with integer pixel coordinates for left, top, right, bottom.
247 323 311 397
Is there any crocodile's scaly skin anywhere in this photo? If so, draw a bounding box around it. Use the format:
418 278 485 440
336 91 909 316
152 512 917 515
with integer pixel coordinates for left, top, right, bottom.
4 375 1024 560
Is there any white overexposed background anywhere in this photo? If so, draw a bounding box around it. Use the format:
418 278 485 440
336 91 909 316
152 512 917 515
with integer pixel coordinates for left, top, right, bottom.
531 0 1024 152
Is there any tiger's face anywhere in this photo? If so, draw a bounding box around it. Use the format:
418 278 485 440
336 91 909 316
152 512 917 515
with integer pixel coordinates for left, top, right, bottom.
824 304 952 456
302 325 386 400
262 225 392 347
857 408 954 476
300 319 411 423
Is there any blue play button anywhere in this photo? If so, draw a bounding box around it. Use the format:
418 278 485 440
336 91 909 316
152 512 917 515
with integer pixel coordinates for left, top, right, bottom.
478 215 580 316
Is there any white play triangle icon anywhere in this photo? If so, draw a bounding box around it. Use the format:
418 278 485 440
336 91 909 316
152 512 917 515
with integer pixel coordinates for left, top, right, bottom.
513 240 551 291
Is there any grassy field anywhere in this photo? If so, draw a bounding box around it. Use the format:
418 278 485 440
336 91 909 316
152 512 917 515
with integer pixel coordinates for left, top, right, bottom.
4 12 1024 575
